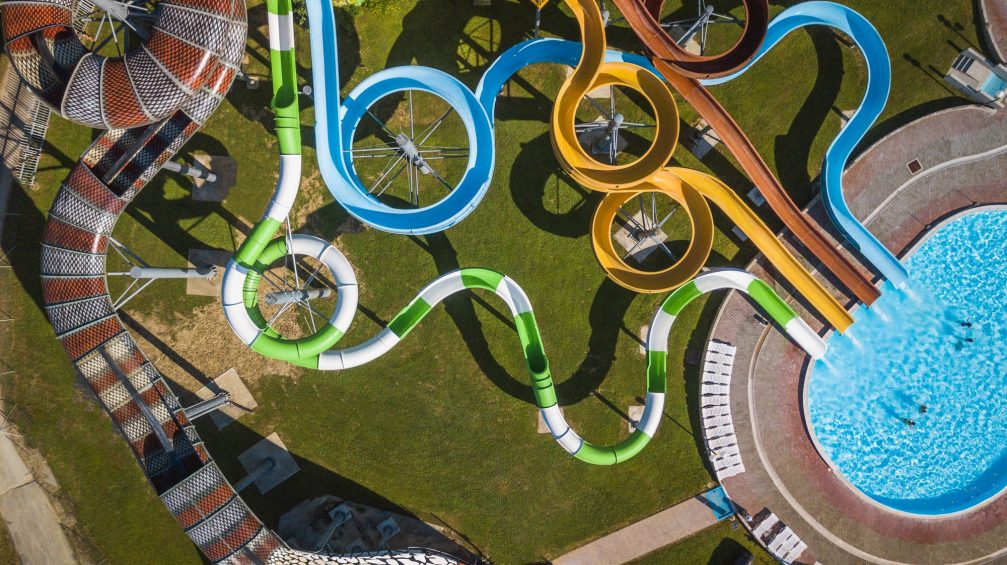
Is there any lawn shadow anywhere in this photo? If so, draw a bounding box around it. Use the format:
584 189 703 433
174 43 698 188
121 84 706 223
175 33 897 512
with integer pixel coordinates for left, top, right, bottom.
195 417 486 561
509 132 600 238
124 142 252 261
2 174 47 315
773 27 844 199
409 232 663 407
709 536 753 564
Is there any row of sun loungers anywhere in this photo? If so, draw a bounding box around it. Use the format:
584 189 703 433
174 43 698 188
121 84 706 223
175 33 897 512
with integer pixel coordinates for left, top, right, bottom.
701 340 744 481
749 511 808 564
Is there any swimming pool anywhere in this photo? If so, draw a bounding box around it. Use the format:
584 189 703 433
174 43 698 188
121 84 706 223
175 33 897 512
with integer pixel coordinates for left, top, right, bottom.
980 72 1007 99
807 209 1007 516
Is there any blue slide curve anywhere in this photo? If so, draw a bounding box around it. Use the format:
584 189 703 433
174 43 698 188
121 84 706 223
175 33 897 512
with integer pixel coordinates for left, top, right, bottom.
702 1 909 287
307 0 659 235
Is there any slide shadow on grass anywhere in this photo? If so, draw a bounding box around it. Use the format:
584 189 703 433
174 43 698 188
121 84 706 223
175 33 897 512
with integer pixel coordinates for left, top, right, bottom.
410 231 703 407
196 419 484 561
125 133 253 257
509 133 601 238
234 3 360 137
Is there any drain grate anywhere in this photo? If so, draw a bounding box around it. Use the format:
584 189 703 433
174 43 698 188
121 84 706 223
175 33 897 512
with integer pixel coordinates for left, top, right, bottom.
907 158 923 174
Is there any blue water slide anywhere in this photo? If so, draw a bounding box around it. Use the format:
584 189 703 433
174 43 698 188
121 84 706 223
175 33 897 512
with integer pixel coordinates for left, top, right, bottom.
702 1 909 286
307 0 661 235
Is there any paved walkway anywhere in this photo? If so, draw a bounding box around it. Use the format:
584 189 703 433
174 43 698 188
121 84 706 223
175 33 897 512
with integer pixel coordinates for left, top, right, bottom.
0 124 76 562
553 495 720 564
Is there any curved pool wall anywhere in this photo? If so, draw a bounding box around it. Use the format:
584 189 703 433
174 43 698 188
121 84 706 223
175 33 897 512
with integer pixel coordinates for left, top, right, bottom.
807 209 1007 516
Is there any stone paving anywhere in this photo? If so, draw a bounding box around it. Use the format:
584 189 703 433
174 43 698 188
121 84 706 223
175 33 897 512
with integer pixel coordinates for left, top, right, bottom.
981 0 1007 63
707 68 1007 565
552 495 719 565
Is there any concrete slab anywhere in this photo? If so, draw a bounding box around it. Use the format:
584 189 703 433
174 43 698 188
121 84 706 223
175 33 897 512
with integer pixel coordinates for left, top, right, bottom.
190 154 236 202
553 496 717 565
0 483 75 564
627 405 644 432
237 433 299 495
666 24 702 55
746 186 766 207
0 434 31 495
537 407 562 434
638 324 649 355
688 119 721 160
613 211 669 263
193 368 258 429
186 249 230 297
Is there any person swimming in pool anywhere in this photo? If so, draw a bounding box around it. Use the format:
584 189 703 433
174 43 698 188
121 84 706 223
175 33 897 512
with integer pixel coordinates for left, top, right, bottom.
903 418 916 427
919 404 927 414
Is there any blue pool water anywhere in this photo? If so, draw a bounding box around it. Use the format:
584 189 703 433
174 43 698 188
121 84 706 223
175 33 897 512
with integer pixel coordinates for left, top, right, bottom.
981 73 1007 98
808 210 1007 515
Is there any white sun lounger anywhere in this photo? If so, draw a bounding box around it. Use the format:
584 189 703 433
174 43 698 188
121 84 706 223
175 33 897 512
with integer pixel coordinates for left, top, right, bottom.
701 382 730 396
708 435 737 450
777 535 801 559
751 513 778 540
768 527 794 554
703 370 731 385
703 415 732 428
705 423 735 438
707 351 734 366
784 541 807 563
708 341 737 356
712 449 741 467
716 463 744 480
702 405 731 418
703 360 729 374
701 394 729 407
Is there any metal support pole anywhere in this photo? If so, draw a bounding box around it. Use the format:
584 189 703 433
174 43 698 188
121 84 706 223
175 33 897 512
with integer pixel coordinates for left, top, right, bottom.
98 345 174 454
264 288 332 305
233 457 276 493
162 160 217 183
183 392 231 421
127 265 216 279
534 7 541 38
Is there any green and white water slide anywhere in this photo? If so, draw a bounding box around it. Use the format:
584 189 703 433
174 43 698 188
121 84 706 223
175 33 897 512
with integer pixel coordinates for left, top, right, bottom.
222 0 826 465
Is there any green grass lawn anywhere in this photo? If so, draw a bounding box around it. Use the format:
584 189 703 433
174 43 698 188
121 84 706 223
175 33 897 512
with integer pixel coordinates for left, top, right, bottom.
0 0 981 563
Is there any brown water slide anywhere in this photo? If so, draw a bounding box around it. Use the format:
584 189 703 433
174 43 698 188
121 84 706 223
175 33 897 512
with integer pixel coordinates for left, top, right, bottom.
612 0 881 306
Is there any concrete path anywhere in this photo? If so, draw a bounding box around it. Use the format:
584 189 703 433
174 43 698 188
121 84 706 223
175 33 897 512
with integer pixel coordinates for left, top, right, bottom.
0 130 77 562
553 496 719 565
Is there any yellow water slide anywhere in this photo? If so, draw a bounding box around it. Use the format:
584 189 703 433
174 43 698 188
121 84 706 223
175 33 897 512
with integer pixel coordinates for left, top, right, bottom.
555 0 853 332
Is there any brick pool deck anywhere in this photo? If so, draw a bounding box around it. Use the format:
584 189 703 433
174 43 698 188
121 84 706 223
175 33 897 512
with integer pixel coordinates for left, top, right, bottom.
706 97 1007 562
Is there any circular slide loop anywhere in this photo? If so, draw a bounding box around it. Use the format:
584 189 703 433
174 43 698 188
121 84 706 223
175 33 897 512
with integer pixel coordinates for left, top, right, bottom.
551 5 680 191
612 0 769 79
330 67 495 234
591 180 714 293
227 234 359 367
1 0 231 129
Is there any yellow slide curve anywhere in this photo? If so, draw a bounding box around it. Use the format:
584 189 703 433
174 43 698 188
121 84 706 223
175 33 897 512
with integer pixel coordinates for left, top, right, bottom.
553 0 853 332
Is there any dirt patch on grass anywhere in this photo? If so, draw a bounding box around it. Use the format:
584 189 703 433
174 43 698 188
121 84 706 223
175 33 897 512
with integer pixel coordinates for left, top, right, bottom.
127 302 301 399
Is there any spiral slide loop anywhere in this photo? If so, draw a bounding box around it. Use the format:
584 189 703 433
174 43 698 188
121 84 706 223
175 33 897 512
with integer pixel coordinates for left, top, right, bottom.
550 0 853 331
612 0 883 307
1 0 232 129
612 0 770 79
